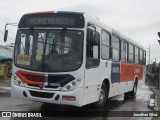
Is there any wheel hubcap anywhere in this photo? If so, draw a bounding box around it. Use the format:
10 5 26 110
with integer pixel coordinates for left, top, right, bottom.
99 89 105 103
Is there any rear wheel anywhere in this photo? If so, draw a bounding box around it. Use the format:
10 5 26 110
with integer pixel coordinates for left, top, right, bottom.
95 83 108 107
124 80 138 97
130 81 138 96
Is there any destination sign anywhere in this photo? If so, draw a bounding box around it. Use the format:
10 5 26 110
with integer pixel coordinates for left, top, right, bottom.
27 17 75 26
18 13 84 28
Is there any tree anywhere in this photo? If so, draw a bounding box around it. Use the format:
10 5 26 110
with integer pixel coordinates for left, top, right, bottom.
157 62 160 68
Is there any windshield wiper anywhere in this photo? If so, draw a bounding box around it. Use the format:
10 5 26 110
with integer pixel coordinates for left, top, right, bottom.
51 28 67 50
42 28 67 71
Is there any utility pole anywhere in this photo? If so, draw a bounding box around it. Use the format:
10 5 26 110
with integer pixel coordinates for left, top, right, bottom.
148 45 150 65
158 32 160 45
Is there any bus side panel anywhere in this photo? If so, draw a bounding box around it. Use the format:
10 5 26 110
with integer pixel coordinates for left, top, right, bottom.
137 66 146 88
120 63 144 82
83 68 100 105
134 64 143 80
120 63 135 82
120 63 145 93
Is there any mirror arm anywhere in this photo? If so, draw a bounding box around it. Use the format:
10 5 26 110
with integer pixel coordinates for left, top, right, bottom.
88 23 96 31
4 23 18 42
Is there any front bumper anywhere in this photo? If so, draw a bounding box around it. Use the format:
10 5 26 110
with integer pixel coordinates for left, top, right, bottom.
11 82 84 107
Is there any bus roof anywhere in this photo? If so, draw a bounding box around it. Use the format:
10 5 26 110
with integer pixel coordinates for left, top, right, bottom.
24 11 84 15
23 11 146 51
83 12 146 51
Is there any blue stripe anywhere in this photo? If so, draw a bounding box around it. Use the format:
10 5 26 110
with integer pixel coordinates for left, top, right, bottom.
111 62 120 83
47 74 75 87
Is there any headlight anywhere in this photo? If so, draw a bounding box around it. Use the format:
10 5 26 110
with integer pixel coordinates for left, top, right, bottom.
61 78 81 91
72 81 76 86
13 75 25 87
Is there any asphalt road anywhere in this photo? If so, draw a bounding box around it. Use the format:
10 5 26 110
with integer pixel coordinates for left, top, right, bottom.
0 85 153 120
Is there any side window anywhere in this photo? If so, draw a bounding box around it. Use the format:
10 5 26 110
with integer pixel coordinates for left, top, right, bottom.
86 27 100 68
135 47 139 64
139 49 143 64
143 51 146 65
112 35 120 61
101 30 110 60
128 44 134 63
121 39 127 62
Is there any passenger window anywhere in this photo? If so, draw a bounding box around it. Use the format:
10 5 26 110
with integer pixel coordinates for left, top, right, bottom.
112 35 120 61
134 47 139 64
143 51 146 65
128 44 134 63
121 39 127 62
139 49 143 64
101 30 110 60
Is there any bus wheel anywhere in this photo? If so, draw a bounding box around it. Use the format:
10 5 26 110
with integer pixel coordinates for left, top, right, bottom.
130 81 138 96
124 81 138 97
95 83 108 107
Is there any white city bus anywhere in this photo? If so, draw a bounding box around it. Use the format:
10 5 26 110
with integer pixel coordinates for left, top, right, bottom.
7 11 146 107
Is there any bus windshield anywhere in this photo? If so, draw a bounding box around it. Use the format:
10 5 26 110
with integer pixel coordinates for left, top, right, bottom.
14 29 83 72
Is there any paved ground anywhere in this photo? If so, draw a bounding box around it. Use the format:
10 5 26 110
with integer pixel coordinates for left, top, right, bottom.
0 80 10 87
0 79 154 120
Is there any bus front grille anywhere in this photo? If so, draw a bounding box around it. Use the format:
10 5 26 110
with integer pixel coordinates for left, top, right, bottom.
29 90 54 99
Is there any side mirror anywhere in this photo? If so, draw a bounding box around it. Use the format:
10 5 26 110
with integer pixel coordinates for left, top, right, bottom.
4 30 8 42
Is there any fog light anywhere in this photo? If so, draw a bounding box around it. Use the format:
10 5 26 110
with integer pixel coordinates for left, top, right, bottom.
62 96 76 101
23 91 27 97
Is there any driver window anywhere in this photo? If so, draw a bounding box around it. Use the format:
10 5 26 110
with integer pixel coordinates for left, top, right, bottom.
86 27 100 68
86 28 100 59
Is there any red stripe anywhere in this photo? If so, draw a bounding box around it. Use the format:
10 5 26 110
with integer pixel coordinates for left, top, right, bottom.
16 70 45 85
24 11 54 15
120 64 143 82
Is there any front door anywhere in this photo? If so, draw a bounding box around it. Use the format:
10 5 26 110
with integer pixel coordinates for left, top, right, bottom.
83 23 101 105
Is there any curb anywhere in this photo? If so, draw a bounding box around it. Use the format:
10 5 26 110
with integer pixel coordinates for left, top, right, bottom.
150 89 160 111
0 87 11 91
0 87 11 94
153 95 159 111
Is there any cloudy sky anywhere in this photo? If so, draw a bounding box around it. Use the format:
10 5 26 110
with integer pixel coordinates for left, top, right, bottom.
0 0 160 63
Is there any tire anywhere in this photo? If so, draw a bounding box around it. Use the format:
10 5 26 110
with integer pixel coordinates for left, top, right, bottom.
130 81 138 96
124 80 138 97
94 83 108 107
